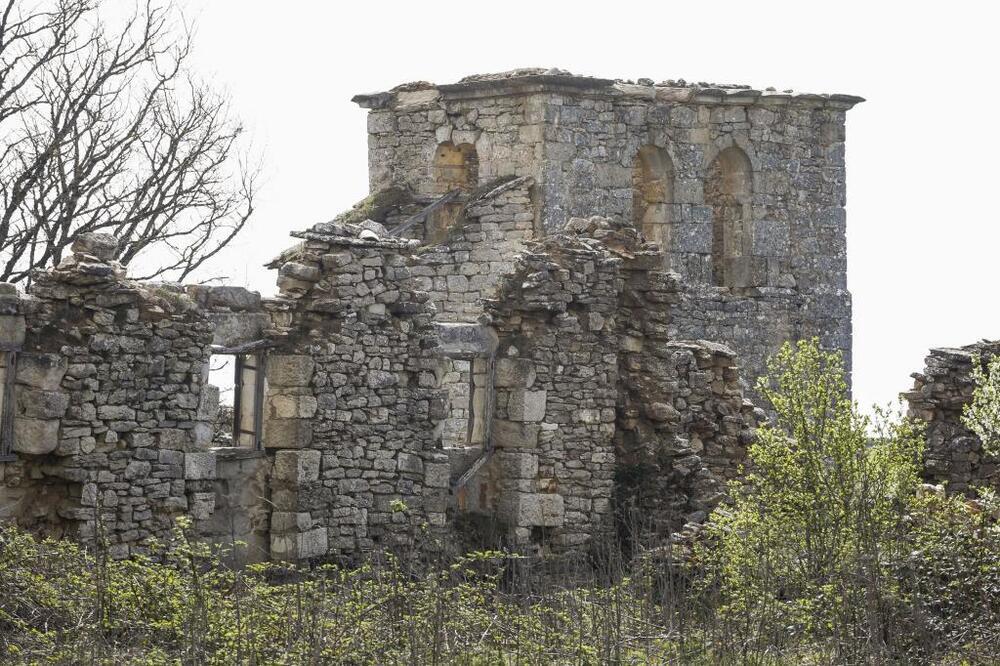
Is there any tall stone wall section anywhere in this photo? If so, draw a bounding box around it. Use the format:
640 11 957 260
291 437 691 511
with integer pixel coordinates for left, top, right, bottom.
905 342 1000 495
0 242 220 558
484 230 621 550
616 259 760 538
265 225 451 558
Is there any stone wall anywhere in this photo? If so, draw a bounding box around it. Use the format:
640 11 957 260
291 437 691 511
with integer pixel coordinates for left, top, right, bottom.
616 253 761 538
264 222 451 558
905 342 1000 495
484 225 622 550
0 237 220 558
412 176 536 323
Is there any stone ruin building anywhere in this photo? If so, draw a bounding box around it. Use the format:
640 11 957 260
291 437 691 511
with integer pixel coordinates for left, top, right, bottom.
906 341 1000 495
0 68 865 562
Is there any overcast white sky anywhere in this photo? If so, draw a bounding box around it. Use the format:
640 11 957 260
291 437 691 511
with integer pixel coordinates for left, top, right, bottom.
124 0 998 412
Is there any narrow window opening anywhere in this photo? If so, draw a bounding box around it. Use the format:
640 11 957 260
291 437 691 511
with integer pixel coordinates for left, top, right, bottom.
706 146 753 288
0 351 16 461
428 141 478 243
632 146 674 250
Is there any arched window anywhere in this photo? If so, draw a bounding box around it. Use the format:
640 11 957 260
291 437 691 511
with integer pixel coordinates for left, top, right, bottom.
706 146 753 287
428 142 478 242
632 146 673 250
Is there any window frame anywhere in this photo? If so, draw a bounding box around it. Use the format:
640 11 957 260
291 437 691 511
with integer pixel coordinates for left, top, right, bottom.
0 349 17 462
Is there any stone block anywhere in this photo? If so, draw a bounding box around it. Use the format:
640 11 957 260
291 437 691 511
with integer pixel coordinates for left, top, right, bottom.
71 232 118 260
270 511 313 533
197 385 219 421
267 394 318 419
274 449 321 484
0 315 25 347
187 285 261 311
209 312 271 348
501 492 564 528
16 389 69 419
398 452 424 475
266 355 315 387
184 452 217 480
492 420 539 449
13 418 59 455
508 390 547 422
646 402 681 422
498 451 538 479
15 354 67 390
494 358 536 388
424 463 450 489
263 418 313 449
271 527 328 561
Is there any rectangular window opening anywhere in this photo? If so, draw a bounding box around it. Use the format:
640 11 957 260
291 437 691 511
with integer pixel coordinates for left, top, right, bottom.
208 352 265 450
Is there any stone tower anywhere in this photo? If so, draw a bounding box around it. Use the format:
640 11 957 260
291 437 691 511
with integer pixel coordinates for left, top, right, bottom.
354 68 863 384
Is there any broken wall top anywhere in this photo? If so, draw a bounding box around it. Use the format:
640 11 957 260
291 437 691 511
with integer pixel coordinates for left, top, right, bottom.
353 68 865 110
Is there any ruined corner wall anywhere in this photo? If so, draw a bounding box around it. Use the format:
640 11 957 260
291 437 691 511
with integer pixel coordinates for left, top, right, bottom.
905 342 1000 495
616 260 760 539
483 238 621 550
473 221 760 552
0 256 221 558
267 230 450 558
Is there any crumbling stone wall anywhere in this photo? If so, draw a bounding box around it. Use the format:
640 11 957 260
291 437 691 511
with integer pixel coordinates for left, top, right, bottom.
412 176 536 323
905 342 1000 495
0 237 220 558
616 252 761 538
264 223 451 558
450 218 759 553
483 228 621 550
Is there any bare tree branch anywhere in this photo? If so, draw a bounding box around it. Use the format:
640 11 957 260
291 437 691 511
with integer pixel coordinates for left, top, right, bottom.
0 0 257 284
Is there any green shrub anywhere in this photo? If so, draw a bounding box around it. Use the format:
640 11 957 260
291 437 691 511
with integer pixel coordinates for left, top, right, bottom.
699 339 925 661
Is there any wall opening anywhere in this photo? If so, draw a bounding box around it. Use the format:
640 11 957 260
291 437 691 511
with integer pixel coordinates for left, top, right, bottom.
428 142 478 243
632 146 674 250
209 353 265 449
440 356 489 450
706 146 753 288
0 351 15 461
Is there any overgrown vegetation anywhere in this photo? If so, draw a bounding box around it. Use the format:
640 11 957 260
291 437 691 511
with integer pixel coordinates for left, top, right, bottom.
963 352 1000 458
2 340 999 664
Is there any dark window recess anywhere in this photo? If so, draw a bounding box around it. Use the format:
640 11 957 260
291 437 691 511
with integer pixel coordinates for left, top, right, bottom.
0 351 17 461
232 353 266 450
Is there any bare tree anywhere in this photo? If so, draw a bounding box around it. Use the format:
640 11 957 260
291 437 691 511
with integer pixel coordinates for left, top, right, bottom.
0 0 257 284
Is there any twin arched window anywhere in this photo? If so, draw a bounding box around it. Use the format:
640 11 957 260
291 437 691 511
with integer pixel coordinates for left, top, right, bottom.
632 143 753 288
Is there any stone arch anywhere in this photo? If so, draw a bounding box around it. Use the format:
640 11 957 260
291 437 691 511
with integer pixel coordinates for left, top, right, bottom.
632 146 674 250
431 141 479 194
706 145 754 288
427 142 479 243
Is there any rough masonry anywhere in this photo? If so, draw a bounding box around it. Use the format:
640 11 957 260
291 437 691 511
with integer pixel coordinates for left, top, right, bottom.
0 68 862 561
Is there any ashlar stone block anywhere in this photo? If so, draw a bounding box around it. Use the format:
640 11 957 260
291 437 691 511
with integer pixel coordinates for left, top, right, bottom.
266 355 315 387
494 358 536 388
508 390 547 422
184 452 217 480
13 418 59 455
274 449 321 485
15 354 67 390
